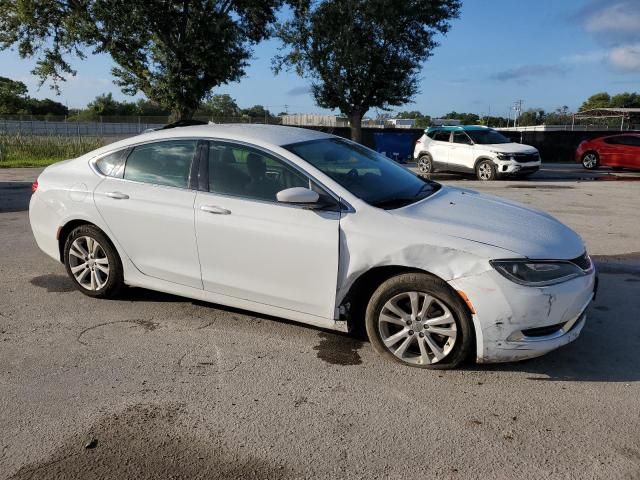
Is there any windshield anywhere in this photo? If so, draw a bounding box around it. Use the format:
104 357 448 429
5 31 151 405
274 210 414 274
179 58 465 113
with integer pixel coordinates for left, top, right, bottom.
284 138 440 209
466 129 511 144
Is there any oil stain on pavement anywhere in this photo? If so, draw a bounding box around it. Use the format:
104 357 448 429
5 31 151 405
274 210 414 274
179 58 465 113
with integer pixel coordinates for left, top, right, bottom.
9 403 293 480
313 332 363 366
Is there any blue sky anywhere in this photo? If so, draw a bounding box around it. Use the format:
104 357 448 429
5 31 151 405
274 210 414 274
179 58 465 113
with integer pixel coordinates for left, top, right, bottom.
1 0 639 118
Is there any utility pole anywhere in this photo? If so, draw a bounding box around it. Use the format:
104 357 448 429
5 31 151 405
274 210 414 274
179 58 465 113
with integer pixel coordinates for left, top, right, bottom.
513 99 523 128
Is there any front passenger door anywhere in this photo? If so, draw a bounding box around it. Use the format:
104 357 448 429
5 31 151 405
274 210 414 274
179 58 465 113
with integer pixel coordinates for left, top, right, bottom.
194 141 341 319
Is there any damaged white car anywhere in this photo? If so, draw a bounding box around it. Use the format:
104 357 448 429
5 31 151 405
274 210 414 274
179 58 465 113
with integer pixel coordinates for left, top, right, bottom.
29 124 597 368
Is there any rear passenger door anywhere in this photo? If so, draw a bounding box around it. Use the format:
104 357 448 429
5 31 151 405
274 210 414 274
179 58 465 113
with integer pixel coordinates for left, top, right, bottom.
429 131 451 170
193 141 341 319
94 140 203 289
448 131 475 172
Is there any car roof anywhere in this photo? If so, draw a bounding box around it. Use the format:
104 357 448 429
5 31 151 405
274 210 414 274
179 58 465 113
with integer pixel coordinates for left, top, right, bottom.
82 124 334 159
426 125 491 133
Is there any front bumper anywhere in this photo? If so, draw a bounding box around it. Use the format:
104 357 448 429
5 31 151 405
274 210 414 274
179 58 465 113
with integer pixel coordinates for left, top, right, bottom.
449 267 596 363
494 159 541 176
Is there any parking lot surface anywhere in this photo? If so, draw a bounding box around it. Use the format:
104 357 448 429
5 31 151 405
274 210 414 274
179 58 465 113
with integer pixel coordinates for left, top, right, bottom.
1 165 639 479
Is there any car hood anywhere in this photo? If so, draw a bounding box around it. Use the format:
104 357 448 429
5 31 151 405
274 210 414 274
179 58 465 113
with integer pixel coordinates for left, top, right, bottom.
392 186 585 259
477 142 537 154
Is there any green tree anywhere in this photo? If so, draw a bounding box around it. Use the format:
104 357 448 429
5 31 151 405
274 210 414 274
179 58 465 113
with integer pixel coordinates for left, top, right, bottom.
135 99 169 116
545 106 573 125
442 111 480 125
27 98 69 116
0 0 286 121
275 0 460 142
610 92 640 108
579 92 611 111
0 76 29 114
241 105 277 122
518 108 545 127
199 94 241 118
396 110 431 129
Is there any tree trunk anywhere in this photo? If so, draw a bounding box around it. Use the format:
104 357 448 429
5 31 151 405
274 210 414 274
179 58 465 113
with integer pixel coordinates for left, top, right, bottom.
169 105 195 123
349 109 363 143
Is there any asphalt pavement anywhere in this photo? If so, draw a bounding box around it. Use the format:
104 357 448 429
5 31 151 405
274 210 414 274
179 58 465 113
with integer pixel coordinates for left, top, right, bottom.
1 165 639 479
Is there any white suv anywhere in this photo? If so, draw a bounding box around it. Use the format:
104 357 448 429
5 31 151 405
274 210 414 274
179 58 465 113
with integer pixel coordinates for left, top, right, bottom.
413 126 541 180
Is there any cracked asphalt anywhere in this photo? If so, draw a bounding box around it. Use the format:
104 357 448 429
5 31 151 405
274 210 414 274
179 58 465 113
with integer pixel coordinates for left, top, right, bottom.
1 165 639 479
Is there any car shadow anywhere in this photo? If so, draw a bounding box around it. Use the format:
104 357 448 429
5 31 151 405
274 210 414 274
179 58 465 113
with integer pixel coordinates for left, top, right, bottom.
117 270 640 383
462 270 640 382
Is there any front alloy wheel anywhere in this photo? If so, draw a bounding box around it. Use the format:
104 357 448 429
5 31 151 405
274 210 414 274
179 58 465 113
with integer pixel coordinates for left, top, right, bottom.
476 160 497 181
365 273 473 369
378 292 457 365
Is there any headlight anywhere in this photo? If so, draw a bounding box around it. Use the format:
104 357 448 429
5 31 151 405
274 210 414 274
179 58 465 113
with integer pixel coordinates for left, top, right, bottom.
490 260 586 286
495 153 513 161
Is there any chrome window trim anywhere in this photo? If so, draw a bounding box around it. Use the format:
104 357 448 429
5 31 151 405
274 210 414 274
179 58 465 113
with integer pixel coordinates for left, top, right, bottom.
88 136 354 212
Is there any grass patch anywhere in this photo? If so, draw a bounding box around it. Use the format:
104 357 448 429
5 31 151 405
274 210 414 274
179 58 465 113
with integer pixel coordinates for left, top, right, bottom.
0 134 108 168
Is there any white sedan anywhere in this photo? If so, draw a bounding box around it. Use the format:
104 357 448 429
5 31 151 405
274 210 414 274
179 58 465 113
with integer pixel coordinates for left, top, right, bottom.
29 124 596 368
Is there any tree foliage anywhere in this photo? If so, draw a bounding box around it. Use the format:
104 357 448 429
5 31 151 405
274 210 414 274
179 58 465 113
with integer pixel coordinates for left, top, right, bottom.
579 91 640 111
396 110 431 129
0 76 68 115
0 0 285 120
275 0 461 142
198 94 241 118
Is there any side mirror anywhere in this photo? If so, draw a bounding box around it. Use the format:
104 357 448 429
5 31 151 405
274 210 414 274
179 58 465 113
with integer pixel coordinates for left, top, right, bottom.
276 187 320 204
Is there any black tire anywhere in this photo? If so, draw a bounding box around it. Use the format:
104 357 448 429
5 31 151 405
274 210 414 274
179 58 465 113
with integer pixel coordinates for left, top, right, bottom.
581 152 599 170
417 154 433 174
365 273 473 369
63 224 124 298
476 159 497 181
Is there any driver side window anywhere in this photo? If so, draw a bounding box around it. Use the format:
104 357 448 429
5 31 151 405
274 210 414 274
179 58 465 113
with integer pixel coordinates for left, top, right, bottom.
207 142 309 202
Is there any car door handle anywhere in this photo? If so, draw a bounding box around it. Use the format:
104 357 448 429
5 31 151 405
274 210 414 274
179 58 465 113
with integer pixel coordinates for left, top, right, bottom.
200 205 231 215
105 191 129 200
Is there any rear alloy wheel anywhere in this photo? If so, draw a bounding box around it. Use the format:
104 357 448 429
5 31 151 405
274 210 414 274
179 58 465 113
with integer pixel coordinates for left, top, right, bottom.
476 159 497 181
417 154 433 174
64 225 123 298
582 152 599 170
365 273 473 369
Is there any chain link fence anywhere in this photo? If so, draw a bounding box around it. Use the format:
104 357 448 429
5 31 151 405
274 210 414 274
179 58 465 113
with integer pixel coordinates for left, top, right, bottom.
0 115 286 137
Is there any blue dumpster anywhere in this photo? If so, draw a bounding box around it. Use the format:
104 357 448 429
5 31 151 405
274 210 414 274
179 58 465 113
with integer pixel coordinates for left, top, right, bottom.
373 132 415 163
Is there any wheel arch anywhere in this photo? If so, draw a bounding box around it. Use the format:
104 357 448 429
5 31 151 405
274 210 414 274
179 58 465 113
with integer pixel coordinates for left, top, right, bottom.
57 219 116 265
581 150 599 160
473 156 495 170
340 265 475 341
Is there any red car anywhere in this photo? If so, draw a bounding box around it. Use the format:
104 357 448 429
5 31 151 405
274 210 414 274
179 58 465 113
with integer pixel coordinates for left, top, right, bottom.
576 133 640 170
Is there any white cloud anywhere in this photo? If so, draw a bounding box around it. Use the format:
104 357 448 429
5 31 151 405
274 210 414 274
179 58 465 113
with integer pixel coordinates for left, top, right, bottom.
562 50 607 64
576 1 640 74
584 2 640 37
609 43 640 71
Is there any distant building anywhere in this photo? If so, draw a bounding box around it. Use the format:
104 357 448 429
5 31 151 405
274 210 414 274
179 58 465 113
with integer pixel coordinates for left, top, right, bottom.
281 114 348 127
431 118 462 126
385 118 416 129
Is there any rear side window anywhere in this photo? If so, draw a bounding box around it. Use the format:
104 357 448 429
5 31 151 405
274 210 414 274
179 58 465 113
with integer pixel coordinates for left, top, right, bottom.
124 140 197 188
432 131 451 142
612 136 640 146
452 132 472 144
95 149 128 178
